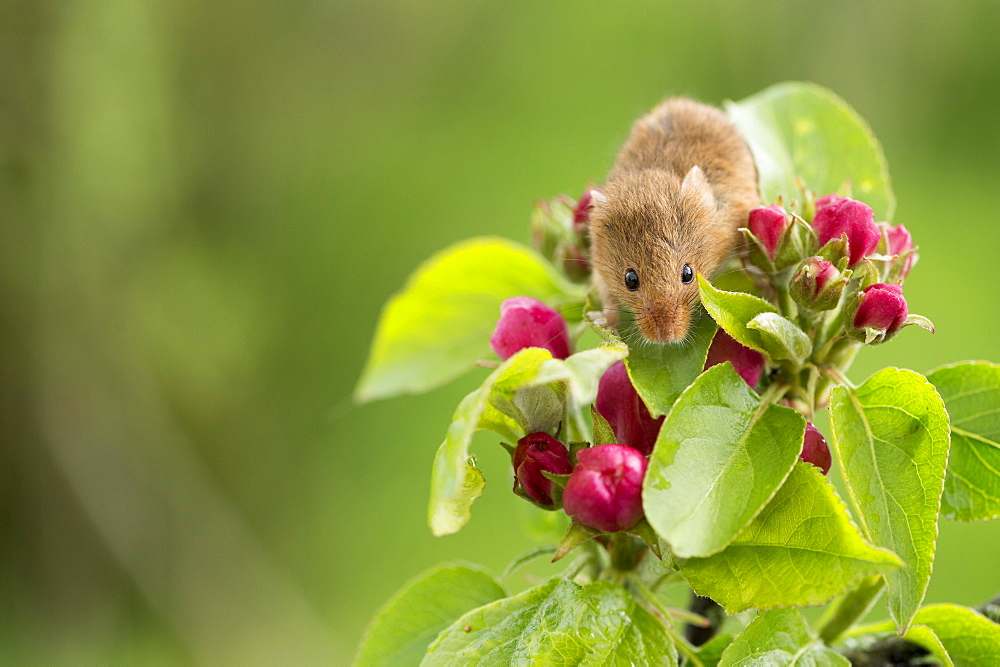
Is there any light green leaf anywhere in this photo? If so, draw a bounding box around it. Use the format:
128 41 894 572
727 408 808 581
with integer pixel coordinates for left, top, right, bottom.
422 578 676 665
680 463 901 613
355 563 505 667
747 312 812 364
907 604 1000 666
625 312 717 418
531 340 629 406
726 82 894 221
860 604 1000 667
697 275 778 355
355 237 582 403
429 348 553 536
927 362 1000 521
644 363 804 558
829 368 951 632
900 625 953 667
719 608 849 666
429 343 627 536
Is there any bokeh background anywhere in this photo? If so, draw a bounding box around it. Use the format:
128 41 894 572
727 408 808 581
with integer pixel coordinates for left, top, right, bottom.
3 1 1000 663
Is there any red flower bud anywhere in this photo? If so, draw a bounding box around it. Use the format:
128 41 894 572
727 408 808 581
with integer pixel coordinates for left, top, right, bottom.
573 188 603 234
881 222 917 278
790 258 846 311
748 204 789 260
512 432 573 507
852 282 908 333
595 361 663 456
704 329 766 388
562 444 647 533
800 423 832 475
490 297 571 360
812 195 880 267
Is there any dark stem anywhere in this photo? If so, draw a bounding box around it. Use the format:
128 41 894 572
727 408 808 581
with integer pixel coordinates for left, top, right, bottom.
840 636 931 666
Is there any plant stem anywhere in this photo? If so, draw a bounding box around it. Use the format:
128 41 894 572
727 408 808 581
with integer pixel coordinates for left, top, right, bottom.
775 280 795 317
609 533 644 572
630 578 704 667
823 364 854 390
758 381 790 406
816 575 885 645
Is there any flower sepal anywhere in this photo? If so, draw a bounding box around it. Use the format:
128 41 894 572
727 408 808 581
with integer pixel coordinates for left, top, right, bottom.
552 522 600 562
624 518 663 560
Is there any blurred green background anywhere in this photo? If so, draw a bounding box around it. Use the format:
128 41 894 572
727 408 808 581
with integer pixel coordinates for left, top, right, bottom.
3 1 1000 663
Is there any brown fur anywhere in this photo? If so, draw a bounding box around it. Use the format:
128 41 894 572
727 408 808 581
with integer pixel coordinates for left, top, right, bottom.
589 98 759 343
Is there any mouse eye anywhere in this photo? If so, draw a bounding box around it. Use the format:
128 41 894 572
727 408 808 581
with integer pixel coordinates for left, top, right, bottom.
681 264 694 284
624 268 640 291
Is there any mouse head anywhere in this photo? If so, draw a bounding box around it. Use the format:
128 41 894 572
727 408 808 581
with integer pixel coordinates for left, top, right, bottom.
590 166 728 344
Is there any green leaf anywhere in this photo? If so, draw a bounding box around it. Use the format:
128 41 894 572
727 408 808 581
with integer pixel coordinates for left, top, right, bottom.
644 363 805 558
696 634 734 667
927 362 1000 521
829 368 951 632
429 343 627 536
429 348 552 536
531 340 629 406
860 604 1000 667
355 237 582 403
422 578 676 665
899 626 953 667
747 312 812 364
719 608 849 666
355 563 505 667
697 275 778 355
625 312 717 418
726 82 894 221
907 604 1000 666
679 463 901 613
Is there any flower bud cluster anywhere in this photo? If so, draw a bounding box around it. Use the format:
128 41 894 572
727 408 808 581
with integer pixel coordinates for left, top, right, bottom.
492 298 651 534
742 192 928 348
530 188 602 283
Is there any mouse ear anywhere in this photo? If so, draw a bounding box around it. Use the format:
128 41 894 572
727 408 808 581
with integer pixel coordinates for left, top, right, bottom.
588 189 608 207
680 166 715 210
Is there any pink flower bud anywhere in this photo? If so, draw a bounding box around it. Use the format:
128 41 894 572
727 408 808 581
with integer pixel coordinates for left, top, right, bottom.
881 222 917 278
812 195 880 267
595 361 663 456
747 204 789 260
573 188 602 233
562 444 647 533
704 329 766 388
490 297 571 360
853 282 908 333
790 258 846 311
512 432 573 507
800 423 832 475
814 193 842 210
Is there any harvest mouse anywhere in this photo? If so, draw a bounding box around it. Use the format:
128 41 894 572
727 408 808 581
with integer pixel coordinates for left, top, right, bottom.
589 98 759 344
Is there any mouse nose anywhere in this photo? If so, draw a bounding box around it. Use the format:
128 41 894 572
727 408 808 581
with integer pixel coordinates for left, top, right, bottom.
641 302 690 343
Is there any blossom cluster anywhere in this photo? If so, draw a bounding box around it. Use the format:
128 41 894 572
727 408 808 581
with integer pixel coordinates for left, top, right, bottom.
490 294 829 535
745 193 922 344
